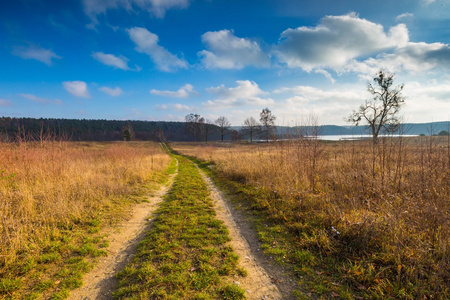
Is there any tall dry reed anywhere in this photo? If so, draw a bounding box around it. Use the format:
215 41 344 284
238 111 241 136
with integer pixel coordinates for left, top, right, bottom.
0 140 170 266
173 136 449 296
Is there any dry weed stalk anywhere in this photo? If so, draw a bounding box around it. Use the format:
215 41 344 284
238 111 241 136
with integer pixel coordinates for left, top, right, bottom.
172 135 449 295
0 139 170 266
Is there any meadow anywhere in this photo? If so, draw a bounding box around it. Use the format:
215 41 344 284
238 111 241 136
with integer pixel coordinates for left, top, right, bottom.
0 139 171 298
172 135 449 299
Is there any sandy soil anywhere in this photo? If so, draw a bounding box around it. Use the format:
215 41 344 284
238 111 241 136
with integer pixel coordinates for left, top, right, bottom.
198 168 297 300
68 170 177 300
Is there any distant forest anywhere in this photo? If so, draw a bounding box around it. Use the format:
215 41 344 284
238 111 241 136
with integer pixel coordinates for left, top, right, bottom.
0 117 448 142
0 117 224 142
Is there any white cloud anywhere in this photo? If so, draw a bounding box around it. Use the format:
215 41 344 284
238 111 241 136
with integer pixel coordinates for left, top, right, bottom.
99 86 123 96
275 12 409 71
172 103 191 111
155 103 192 111
0 98 13 107
402 81 450 122
199 29 270 69
421 0 435 6
271 85 366 125
150 84 199 98
274 85 362 103
396 13 414 22
341 42 450 75
92 52 131 70
205 80 274 108
127 27 188 72
19 93 62 104
374 42 450 72
12 45 61 65
83 0 189 27
63 81 90 98
271 80 450 125
314 69 335 83
146 0 189 18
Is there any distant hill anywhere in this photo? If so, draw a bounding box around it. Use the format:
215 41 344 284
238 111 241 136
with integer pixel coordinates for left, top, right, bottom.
275 121 449 136
235 121 449 138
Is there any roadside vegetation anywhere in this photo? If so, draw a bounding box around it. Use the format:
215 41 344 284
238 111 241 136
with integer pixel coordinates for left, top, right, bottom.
114 153 247 299
172 135 449 299
0 139 172 299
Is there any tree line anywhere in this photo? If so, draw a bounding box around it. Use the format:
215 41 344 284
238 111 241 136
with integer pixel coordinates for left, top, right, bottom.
184 108 277 142
0 118 203 142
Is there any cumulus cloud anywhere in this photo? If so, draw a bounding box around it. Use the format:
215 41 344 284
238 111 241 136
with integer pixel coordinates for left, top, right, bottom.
150 84 199 98
401 80 450 122
83 0 189 27
199 30 270 69
63 81 90 98
275 12 409 71
19 93 62 104
205 80 274 108
338 41 450 76
0 98 13 107
92 52 132 70
99 86 123 96
12 45 61 65
127 27 188 72
366 42 450 73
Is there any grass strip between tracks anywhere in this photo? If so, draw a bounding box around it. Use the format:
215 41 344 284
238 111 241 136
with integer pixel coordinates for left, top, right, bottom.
113 153 247 299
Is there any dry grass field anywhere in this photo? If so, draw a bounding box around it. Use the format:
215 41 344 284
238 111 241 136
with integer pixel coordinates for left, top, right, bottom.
0 140 171 298
172 136 449 298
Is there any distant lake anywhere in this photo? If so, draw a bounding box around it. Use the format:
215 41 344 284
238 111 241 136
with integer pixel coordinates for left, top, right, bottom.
316 134 419 141
254 134 419 142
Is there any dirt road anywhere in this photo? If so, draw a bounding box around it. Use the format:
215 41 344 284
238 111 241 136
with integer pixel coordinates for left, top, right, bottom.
69 158 294 299
68 170 177 300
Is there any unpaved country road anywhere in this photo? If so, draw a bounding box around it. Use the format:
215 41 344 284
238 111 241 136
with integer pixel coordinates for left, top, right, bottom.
68 165 177 300
70 157 295 299
198 167 297 300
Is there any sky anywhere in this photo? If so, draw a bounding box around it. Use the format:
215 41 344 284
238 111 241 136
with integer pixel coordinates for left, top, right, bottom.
1 0 449 126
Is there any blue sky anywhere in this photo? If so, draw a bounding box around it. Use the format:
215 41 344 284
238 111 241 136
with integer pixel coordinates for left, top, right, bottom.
1 0 449 125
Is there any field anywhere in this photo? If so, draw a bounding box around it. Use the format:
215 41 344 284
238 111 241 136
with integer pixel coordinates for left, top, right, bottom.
1 136 448 299
172 136 449 299
0 140 172 298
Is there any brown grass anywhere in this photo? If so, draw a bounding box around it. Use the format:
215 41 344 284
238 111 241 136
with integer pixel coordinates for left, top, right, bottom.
0 140 171 266
172 136 449 298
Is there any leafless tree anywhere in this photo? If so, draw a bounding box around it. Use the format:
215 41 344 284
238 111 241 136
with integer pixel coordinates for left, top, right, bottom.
348 70 405 144
202 118 214 142
260 108 276 142
185 113 204 141
242 116 260 142
215 116 231 141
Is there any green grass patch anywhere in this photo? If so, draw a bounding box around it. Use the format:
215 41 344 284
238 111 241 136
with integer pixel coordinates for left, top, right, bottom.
114 153 246 299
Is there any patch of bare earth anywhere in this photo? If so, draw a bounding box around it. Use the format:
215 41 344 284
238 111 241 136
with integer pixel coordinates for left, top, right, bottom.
68 169 177 300
198 168 297 300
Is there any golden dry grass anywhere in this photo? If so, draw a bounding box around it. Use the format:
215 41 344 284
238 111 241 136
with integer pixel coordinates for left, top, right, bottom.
0 140 171 266
172 136 449 298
